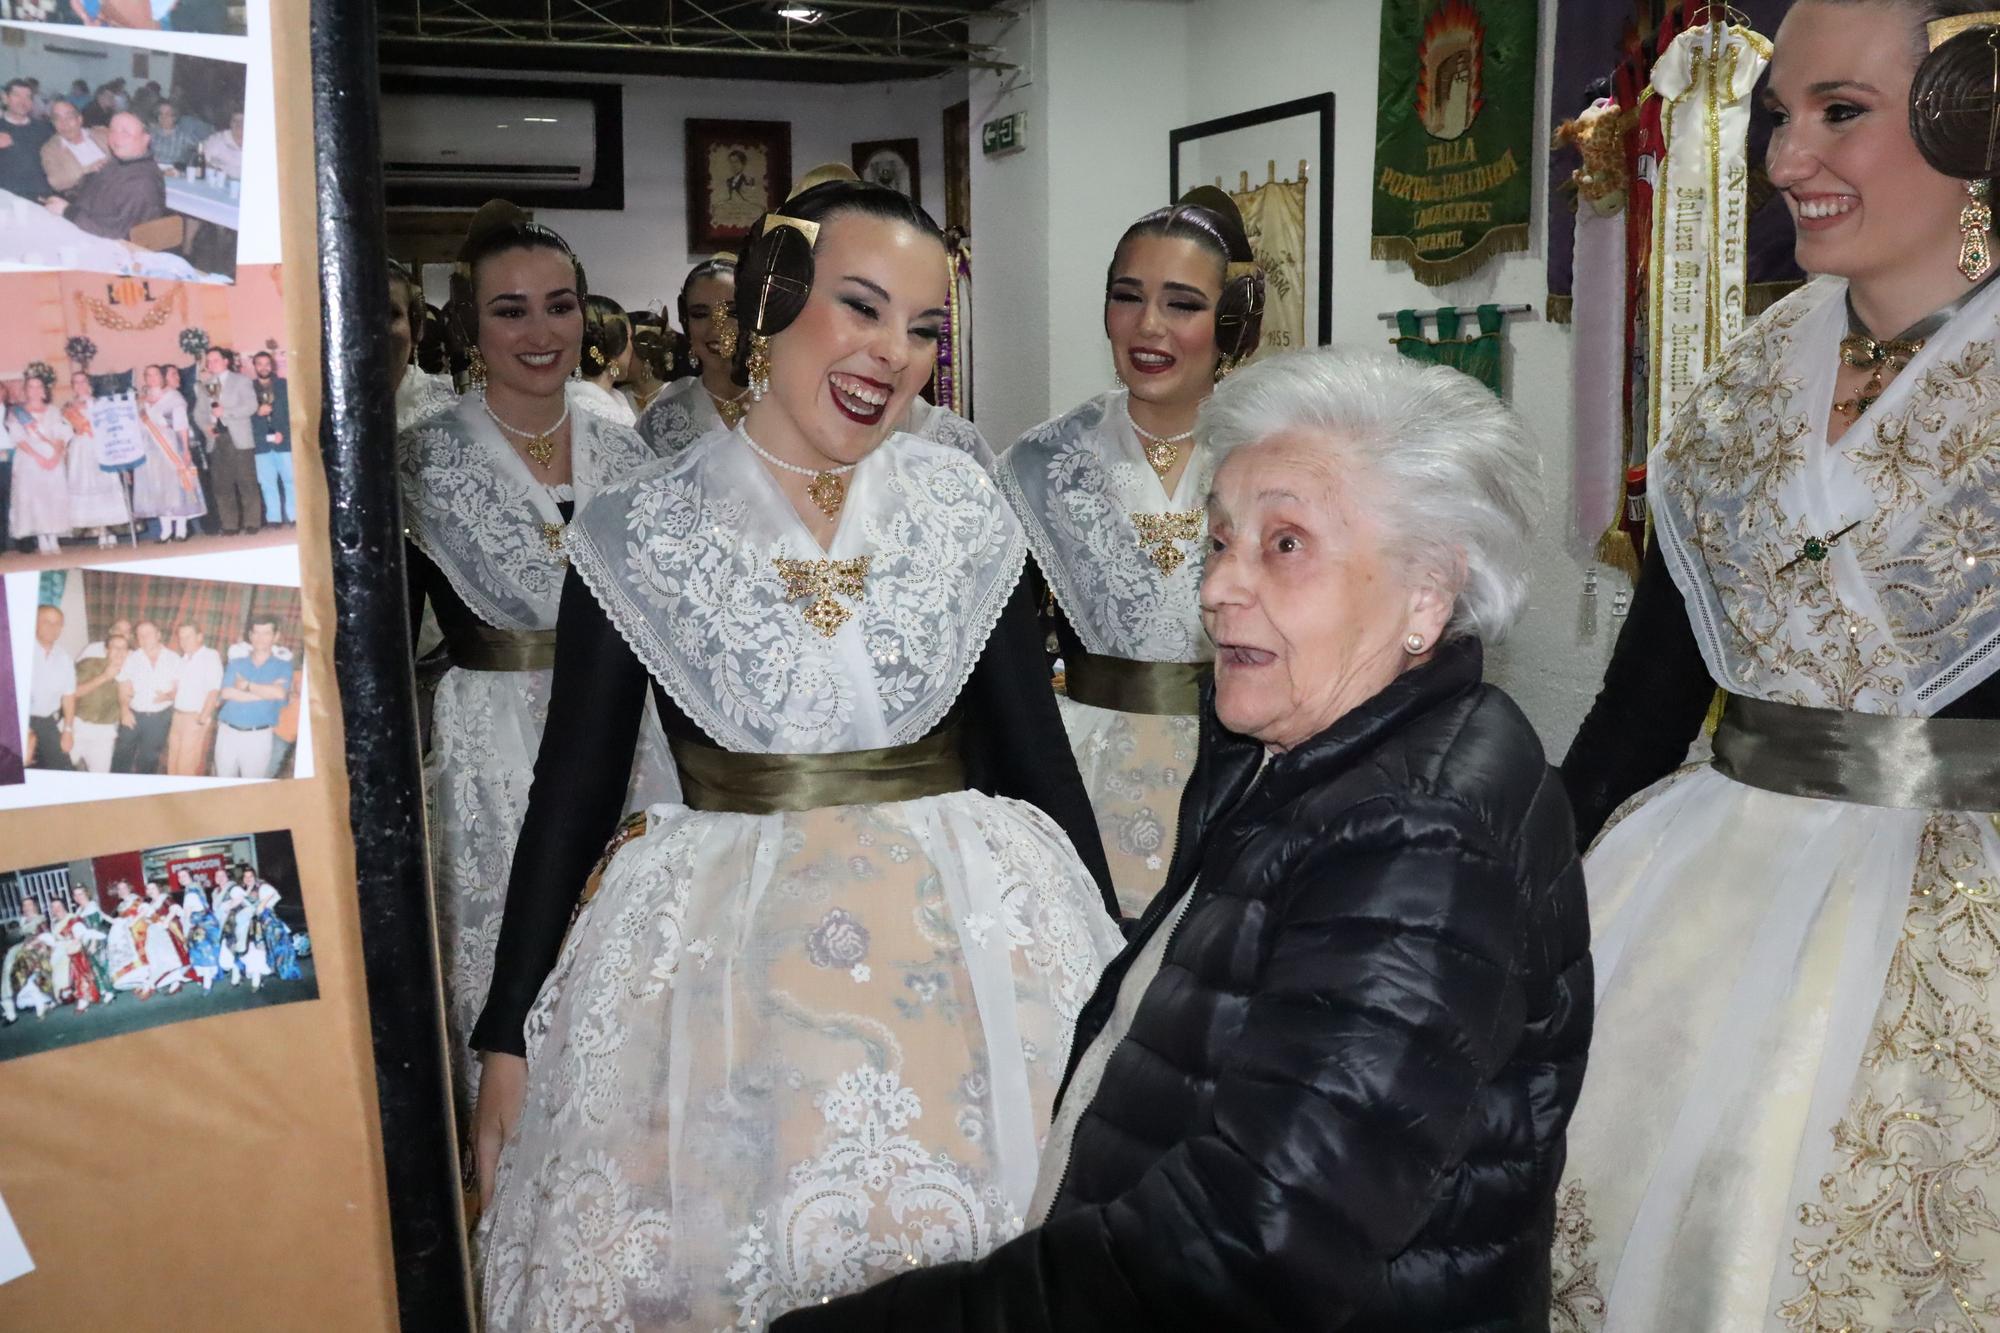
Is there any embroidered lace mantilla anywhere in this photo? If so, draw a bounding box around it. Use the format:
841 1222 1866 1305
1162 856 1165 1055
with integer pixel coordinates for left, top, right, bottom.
1652 275 2000 714
999 391 1214 663
399 397 661 632
567 429 1025 752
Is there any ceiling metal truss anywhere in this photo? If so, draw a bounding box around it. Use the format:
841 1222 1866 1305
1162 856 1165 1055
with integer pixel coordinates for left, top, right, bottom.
377 0 1017 73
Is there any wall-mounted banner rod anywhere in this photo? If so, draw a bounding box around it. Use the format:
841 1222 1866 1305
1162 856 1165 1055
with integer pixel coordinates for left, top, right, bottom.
1375 303 1536 322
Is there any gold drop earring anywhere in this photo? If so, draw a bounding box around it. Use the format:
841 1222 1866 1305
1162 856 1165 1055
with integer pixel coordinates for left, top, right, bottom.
1960 179 1993 283
467 346 487 388
747 334 773 401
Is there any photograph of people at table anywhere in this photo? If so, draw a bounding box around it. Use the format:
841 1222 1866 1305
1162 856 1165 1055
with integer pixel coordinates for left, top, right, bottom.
0 31 248 280
19 567 304 783
0 265 293 571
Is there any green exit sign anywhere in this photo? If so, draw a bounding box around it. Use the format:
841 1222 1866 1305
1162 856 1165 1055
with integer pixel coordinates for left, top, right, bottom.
982 111 1027 157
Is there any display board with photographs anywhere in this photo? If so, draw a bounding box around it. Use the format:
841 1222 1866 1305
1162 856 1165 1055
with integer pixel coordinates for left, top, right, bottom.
0 0 419 1323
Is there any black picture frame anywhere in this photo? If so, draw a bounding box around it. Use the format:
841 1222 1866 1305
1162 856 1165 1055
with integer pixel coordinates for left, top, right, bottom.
1170 93 1335 347
378 72 625 212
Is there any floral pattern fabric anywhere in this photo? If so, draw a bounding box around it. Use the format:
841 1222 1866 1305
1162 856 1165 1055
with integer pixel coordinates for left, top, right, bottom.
478 433 1123 1326
400 398 675 1114
998 391 1214 663
568 429 1023 753
1553 275 2000 1330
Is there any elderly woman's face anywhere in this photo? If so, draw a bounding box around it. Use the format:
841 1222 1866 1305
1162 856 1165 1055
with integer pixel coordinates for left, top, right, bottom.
1202 435 1451 752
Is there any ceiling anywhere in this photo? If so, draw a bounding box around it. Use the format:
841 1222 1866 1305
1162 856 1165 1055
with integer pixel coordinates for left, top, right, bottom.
377 0 1016 84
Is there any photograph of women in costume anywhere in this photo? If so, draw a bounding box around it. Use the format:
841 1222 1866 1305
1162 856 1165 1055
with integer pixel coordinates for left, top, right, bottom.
0 828 312 1062
1551 4 2000 1327
1001 187 1263 918
0 265 293 572
468 180 1124 1330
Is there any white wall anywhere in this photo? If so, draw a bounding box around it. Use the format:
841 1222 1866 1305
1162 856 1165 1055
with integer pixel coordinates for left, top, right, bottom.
967 0 1617 755
0 29 177 101
391 64 965 313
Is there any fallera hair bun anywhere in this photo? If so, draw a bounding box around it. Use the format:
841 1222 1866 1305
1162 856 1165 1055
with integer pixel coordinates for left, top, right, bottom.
1911 18 2000 178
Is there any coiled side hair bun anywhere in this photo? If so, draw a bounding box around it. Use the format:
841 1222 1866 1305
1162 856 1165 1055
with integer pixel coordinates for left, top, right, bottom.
727 179 945 387
1912 9 2000 180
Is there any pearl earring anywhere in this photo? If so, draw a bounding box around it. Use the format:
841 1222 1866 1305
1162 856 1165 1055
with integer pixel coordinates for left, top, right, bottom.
1404 632 1427 654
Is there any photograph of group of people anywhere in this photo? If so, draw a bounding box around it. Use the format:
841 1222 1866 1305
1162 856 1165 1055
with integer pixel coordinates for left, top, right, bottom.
19 567 303 781
0 829 312 1061
0 28 250 279
0 265 293 570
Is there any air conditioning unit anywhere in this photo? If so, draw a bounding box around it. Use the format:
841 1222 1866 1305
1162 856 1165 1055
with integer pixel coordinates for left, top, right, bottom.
379 75 623 210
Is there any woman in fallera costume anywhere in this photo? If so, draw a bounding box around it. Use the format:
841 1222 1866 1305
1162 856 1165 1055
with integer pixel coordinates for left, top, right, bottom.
389 259 455 430
570 293 639 428
636 255 746 455
469 180 1123 1331
1000 189 1264 918
1551 3 2000 1326
398 204 673 1124
7 368 72 555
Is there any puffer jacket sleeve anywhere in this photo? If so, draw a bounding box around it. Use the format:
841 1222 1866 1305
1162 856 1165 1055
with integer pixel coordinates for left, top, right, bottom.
772 788 1535 1333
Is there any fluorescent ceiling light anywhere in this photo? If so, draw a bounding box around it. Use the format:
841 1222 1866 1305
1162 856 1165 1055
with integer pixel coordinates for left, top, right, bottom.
777 5 822 20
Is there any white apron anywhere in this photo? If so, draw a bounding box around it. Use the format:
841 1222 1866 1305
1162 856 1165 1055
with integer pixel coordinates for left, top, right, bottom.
477 430 1123 1331
1000 390 1212 917
398 398 678 1111
1553 276 2000 1331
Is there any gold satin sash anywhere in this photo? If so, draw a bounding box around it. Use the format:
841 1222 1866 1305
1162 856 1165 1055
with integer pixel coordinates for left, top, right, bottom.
1064 652 1208 717
669 722 966 815
1713 694 2000 811
430 587 557 672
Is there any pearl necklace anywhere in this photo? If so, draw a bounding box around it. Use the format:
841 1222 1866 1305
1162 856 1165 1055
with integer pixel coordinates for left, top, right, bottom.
1131 419 1195 481
481 390 569 468
741 426 857 519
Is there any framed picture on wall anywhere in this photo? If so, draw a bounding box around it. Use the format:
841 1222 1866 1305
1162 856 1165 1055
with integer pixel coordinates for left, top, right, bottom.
942 102 970 233
686 119 792 254
1170 94 1336 358
853 138 921 202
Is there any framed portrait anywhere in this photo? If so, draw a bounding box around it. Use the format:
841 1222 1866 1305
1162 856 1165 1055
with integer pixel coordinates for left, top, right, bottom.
1170 94 1336 358
852 138 921 203
686 119 792 254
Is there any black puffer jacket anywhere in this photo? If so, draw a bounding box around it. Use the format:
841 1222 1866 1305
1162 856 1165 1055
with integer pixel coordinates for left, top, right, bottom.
774 638 1592 1332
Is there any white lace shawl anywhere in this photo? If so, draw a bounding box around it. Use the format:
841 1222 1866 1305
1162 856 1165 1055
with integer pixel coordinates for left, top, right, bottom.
1653 274 2000 714
394 371 457 432
566 428 1026 753
908 397 999 475
634 376 722 458
998 390 1214 663
399 396 663 633
568 378 637 428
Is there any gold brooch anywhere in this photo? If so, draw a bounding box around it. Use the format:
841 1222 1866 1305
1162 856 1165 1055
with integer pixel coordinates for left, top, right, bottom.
1130 511 1205 575
541 522 566 557
774 555 871 637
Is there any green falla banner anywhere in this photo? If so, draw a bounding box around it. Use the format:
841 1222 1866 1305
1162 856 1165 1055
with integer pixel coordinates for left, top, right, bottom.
1371 0 1539 286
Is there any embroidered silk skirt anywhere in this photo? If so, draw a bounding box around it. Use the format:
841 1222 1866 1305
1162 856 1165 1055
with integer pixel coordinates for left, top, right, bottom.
1056 694 1198 919
476 791 1123 1331
1551 764 2000 1330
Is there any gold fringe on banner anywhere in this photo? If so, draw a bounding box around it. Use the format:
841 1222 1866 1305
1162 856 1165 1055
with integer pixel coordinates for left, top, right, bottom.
1547 293 1575 324
1595 526 1642 582
74 284 186 333
1371 224 1532 287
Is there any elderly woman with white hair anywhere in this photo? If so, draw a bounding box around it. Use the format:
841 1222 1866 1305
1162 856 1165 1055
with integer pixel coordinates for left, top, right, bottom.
773 348 1593 1332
